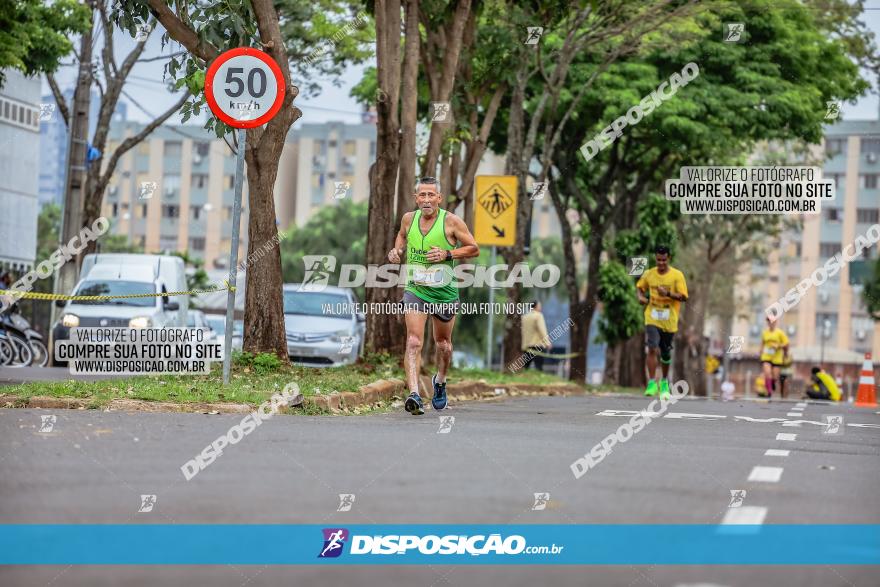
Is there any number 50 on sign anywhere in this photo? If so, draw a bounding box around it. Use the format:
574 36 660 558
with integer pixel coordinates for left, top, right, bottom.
205 47 285 129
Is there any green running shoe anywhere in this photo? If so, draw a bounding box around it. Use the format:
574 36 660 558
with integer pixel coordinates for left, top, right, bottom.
645 380 658 397
659 379 671 399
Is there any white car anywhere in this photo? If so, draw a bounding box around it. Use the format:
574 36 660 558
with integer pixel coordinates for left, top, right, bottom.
52 255 189 365
205 315 242 351
283 285 365 367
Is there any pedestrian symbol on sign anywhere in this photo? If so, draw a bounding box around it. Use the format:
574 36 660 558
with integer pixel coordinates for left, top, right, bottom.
478 184 513 219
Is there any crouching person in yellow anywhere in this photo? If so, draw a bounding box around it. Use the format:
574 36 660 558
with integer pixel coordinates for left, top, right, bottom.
808 367 842 401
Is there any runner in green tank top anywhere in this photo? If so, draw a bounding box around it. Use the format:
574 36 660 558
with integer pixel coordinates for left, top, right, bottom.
388 177 480 415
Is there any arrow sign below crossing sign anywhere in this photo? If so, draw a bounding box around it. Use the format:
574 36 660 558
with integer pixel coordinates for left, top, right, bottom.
474 175 518 247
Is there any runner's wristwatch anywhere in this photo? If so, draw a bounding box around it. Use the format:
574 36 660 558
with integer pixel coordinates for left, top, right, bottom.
446 250 453 261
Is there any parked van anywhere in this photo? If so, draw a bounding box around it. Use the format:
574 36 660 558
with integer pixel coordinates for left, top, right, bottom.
51 254 189 363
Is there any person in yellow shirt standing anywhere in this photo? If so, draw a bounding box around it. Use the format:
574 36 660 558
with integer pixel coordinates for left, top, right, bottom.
520 302 550 371
636 245 689 399
759 316 789 399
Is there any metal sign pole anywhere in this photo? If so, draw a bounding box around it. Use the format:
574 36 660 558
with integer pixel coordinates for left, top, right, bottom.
486 245 496 370
222 128 246 385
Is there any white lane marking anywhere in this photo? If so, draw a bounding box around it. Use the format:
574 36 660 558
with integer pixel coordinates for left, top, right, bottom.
721 506 768 525
662 412 727 420
796 402 807 408
593 412 880 428
776 433 797 441
748 466 784 482
786 412 801 416
764 449 790 456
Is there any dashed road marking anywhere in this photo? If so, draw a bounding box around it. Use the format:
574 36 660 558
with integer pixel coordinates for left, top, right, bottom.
748 466 784 482
764 449 790 457
720 506 768 525
776 432 797 441
796 402 807 408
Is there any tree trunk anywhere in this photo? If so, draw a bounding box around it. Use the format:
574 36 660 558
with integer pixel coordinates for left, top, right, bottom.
241 127 290 360
676 268 711 396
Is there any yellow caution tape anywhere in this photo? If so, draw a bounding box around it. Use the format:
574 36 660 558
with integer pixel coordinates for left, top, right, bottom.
0 280 235 302
528 350 582 359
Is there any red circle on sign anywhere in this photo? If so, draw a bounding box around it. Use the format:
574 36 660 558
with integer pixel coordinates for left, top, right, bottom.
205 47 286 129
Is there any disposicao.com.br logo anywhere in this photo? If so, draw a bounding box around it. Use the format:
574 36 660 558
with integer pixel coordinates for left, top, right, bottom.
317 528 563 558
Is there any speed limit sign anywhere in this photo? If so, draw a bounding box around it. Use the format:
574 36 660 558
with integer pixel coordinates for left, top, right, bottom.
205 47 285 128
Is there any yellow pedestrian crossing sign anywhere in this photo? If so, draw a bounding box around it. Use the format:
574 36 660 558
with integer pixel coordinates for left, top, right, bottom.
474 175 518 247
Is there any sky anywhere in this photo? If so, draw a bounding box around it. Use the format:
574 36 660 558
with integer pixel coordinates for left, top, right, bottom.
43 4 880 127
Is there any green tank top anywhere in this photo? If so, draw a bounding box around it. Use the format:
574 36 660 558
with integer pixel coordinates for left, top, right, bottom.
405 208 458 303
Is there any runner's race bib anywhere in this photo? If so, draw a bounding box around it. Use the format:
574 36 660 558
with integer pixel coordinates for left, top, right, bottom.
650 308 670 321
412 266 444 286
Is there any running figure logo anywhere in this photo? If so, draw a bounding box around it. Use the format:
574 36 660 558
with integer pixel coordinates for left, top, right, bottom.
138 494 157 513
478 184 513 219
337 494 356 512
318 528 349 558
139 181 158 200
825 101 841 120
724 23 744 42
437 416 455 434
134 23 152 41
300 255 337 292
39 415 56 433
629 257 647 276
430 102 450 122
38 103 56 122
823 415 843 435
727 336 744 354
525 27 544 45
530 181 548 201
728 489 746 508
338 336 355 354
531 492 550 511
333 181 351 200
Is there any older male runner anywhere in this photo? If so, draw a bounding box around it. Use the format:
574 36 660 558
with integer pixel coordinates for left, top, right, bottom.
387 177 479 415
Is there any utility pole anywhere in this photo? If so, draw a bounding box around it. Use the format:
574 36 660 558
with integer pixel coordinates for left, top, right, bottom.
53 4 95 325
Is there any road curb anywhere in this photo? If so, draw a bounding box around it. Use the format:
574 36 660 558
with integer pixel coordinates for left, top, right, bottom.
0 379 588 415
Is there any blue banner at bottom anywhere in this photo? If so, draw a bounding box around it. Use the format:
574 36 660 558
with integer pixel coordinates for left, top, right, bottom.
0 525 877 565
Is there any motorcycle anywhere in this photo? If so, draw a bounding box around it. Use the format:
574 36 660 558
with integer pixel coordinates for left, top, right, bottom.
0 302 46 367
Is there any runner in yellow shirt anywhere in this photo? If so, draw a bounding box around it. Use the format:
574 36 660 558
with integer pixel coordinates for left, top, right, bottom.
636 245 689 399
759 316 789 399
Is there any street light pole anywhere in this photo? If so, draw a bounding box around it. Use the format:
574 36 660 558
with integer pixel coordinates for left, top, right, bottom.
819 319 831 366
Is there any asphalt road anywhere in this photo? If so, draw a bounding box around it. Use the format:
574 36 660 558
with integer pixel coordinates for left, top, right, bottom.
1 393 878 586
0 366 120 384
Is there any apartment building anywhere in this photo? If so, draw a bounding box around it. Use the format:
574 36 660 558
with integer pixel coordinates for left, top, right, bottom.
0 69 41 272
102 123 249 270
732 119 880 360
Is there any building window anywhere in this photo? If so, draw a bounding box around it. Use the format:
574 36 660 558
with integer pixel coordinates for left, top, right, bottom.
192 174 208 189
857 208 880 224
163 141 182 157
141 204 148 218
189 237 206 251
826 173 844 189
111 203 118 217
159 235 178 251
825 208 841 222
3 101 8 119
194 141 210 157
860 174 878 189
819 242 839 258
191 205 202 220
227 175 235 189
861 138 880 154
162 204 180 218
343 140 356 156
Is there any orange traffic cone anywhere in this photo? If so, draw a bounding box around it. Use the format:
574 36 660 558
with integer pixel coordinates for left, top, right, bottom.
855 353 878 408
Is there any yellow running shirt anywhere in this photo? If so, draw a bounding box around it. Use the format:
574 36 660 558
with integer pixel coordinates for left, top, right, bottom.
760 328 789 365
636 267 688 333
